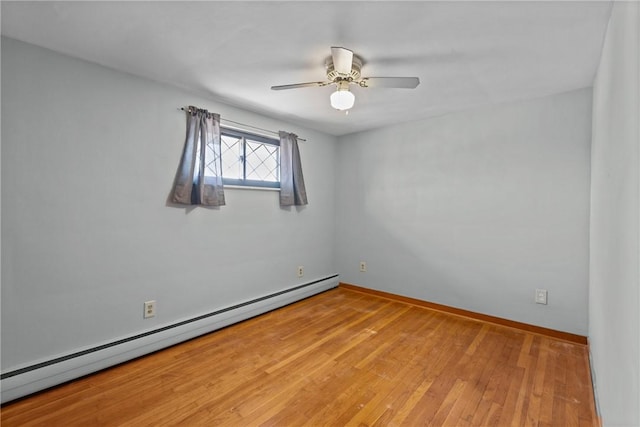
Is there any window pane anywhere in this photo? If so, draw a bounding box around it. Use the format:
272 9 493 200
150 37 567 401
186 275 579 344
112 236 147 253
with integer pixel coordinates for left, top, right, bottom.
221 134 243 179
204 140 221 178
245 140 279 182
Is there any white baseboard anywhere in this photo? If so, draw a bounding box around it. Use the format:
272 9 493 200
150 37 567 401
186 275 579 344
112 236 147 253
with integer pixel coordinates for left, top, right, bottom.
587 339 602 425
1 275 339 403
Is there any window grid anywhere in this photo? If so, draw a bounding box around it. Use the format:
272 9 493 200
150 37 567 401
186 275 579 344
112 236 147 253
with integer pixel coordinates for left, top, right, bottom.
220 129 280 188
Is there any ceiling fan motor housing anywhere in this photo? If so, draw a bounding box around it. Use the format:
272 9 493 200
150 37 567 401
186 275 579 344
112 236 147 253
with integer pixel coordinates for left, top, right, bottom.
326 55 363 82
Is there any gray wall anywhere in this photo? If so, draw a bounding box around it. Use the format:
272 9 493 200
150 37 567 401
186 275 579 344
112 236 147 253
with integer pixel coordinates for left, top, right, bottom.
335 89 592 335
589 2 640 426
1 37 337 371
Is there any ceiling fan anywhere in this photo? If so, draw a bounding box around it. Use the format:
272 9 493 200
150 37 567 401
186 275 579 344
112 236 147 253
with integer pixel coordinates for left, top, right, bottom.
271 47 420 111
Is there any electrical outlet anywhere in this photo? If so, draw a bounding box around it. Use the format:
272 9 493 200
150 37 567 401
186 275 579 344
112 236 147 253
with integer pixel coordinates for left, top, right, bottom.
535 289 548 305
297 266 304 278
143 300 156 318
359 261 367 272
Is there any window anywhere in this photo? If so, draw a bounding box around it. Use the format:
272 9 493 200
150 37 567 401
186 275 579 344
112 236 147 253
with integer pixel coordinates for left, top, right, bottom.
203 128 280 188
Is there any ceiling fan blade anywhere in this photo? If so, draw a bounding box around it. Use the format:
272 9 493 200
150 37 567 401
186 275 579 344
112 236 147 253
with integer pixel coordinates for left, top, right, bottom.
360 77 420 89
271 81 329 91
331 47 353 75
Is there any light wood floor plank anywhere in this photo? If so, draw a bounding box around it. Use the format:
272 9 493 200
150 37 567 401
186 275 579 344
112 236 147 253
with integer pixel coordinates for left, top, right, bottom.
1 288 598 426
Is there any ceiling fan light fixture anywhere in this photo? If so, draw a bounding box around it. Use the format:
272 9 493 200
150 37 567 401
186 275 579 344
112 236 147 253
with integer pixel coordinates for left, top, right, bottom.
271 47 419 112
330 87 355 111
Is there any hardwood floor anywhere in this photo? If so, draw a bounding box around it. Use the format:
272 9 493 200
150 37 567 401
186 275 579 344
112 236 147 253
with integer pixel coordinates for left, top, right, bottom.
1 288 598 426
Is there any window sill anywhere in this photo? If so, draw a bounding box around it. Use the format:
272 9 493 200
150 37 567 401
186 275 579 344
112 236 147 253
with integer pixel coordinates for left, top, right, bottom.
224 185 280 192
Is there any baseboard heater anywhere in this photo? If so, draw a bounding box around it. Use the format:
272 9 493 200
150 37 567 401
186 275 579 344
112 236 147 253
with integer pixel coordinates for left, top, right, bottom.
1 274 339 404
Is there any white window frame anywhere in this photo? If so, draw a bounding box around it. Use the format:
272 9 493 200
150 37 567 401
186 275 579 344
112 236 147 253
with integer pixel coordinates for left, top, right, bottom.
220 128 280 189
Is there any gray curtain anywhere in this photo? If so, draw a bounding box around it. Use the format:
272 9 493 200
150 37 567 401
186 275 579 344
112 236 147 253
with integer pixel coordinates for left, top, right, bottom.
279 131 308 206
170 107 225 206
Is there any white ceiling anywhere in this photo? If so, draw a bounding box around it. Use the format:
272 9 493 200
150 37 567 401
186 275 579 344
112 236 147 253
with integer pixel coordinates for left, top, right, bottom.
1 1 612 136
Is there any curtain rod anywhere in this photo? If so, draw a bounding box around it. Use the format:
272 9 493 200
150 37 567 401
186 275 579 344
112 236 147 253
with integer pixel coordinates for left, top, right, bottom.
178 107 306 142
